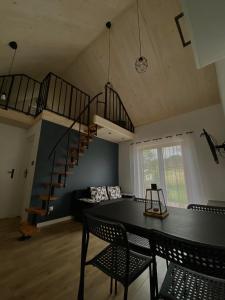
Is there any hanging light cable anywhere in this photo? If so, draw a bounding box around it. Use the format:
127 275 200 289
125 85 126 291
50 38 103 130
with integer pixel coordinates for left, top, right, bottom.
106 21 113 88
1 41 18 101
135 0 148 73
8 41 18 75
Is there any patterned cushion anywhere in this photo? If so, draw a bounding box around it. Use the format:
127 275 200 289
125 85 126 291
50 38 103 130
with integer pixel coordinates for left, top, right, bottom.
90 186 109 201
107 186 122 200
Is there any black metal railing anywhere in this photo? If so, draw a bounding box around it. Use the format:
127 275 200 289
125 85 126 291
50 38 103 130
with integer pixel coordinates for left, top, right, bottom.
48 92 101 159
0 73 134 133
0 74 41 116
38 72 91 125
90 84 134 132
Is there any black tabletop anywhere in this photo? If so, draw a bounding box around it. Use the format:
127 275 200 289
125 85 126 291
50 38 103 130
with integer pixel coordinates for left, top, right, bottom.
86 199 225 249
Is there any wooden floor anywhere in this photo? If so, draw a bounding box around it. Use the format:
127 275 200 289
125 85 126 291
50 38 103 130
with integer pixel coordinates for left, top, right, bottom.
0 218 167 300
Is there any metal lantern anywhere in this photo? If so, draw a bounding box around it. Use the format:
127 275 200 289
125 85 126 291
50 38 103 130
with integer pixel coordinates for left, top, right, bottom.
144 184 169 219
135 56 148 73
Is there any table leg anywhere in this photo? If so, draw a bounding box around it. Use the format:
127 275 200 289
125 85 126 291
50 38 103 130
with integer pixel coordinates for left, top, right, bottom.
78 224 88 300
150 256 158 300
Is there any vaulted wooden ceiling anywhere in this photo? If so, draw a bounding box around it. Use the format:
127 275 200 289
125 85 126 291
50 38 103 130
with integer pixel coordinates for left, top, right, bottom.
0 0 220 126
0 0 134 79
62 0 220 126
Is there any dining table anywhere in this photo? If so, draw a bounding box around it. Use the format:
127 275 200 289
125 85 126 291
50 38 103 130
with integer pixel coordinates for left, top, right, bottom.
77 198 225 299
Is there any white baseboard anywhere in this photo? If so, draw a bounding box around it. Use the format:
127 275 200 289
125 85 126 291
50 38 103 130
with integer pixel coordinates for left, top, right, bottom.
37 216 73 228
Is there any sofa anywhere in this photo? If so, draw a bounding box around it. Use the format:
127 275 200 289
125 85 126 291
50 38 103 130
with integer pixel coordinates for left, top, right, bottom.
71 186 134 222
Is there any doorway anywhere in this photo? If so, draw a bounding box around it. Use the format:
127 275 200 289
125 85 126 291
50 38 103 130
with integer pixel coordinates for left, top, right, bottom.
0 123 26 218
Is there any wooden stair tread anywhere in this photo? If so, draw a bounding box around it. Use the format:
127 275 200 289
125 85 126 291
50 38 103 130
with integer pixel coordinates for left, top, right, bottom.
43 182 64 188
80 139 89 143
53 171 72 175
70 151 84 157
40 195 58 201
89 124 97 129
79 143 88 148
70 153 84 158
81 131 95 137
73 139 89 145
84 132 96 138
25 207 46 216
19 221 40 236
80 133 93 139
56 161 77 168
70 147 85 153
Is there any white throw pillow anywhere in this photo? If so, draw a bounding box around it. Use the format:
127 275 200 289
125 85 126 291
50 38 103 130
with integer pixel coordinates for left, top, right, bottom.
107 186 122 200
90 186 109 201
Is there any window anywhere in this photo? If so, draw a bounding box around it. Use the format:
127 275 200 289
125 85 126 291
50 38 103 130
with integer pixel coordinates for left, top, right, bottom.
140 143 188 208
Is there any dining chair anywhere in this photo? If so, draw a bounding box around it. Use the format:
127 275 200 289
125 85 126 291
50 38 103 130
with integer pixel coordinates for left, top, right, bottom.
187 203 225 214
153 231 225 300
83 214 153 300
127 232 160 295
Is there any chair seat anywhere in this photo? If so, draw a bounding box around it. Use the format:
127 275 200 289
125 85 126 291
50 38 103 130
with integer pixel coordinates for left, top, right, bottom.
127 233 152 256
88 244 152 285
160 263 225 300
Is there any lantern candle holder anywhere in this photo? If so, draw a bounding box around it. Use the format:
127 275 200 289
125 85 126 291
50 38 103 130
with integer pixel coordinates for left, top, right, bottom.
144 184 169 219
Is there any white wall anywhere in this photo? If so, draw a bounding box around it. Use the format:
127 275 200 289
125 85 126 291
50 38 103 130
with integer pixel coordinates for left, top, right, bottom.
119 104 225 202
181 0 225 68
216 59 225 116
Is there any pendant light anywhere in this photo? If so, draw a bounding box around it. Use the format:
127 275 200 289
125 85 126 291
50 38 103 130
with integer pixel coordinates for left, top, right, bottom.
135 0 148 73
1 41 18 101
106 21 113 88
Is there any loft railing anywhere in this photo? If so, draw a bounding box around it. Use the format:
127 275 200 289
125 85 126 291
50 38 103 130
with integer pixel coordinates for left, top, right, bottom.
90 84 134 132
37 72 91 125
105 85 134 132
0 73 134 133
0 74 40 115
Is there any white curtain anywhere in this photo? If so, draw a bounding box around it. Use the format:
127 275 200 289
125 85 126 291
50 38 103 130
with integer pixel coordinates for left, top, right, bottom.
130 134 205 206
181 134 205 204
130 143 144 197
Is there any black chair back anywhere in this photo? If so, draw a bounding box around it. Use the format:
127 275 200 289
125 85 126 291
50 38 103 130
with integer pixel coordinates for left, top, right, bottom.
153 231 225 280
85 214 128 247
187 203 225 215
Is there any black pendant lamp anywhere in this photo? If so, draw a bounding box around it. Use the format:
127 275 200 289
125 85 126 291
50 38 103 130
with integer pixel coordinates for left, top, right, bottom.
135 0 148 73
106 21 113 88
1 41 18 101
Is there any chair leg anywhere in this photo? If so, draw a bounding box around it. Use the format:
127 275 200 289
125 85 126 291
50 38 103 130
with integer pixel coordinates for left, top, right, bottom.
124 285 128 300
115 279 118 295
153 257 159 299
78 226 89 300
166 260 169 269
110 277 113 294
149 265 155 300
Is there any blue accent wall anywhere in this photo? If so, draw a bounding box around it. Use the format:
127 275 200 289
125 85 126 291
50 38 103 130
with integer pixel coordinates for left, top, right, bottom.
31 120 118 222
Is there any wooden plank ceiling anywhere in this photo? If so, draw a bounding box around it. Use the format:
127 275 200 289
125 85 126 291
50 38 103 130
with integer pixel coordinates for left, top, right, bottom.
62 0 220 126
0 0 134 80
